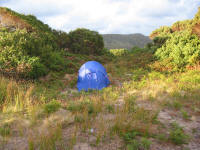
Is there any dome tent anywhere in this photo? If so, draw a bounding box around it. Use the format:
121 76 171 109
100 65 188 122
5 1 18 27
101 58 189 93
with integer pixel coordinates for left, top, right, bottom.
77 61 110 91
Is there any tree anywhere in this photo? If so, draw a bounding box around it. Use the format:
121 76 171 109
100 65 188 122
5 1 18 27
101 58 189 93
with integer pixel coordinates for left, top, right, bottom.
68 28 104 55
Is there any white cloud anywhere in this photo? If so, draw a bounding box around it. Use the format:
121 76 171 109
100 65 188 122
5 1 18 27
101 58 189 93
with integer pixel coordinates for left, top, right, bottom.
1 0 200 35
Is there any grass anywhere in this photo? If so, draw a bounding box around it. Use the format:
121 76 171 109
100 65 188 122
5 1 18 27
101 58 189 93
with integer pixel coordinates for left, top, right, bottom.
0 125 10 137
0 50 199 149
169 122 189 145
43 100 61 114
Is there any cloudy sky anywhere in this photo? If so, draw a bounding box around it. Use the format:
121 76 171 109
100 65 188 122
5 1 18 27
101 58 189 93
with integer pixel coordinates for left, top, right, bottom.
0 0 199 35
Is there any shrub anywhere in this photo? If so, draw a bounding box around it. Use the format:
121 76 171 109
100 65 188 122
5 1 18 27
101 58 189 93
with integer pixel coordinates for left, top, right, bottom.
109 48 129 56
150 8 200 70
68 28 104 55
43 100 61 114
0 8 69 79
150 26 172 37
169 122 189 145
123 130 151 150
52 29 70 49
0 29 67 78
155 30 200 69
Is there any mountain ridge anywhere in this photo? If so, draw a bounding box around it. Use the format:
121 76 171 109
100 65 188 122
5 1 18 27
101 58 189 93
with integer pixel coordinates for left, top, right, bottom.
102 33 151 50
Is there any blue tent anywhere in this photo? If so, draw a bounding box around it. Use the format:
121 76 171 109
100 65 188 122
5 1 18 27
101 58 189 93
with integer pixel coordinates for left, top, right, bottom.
77 61 110 91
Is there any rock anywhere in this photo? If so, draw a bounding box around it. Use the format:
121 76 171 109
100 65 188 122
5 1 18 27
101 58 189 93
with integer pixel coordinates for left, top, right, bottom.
191 116 196 121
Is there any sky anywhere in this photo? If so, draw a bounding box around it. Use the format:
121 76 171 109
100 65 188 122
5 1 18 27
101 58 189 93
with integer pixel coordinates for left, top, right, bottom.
0 0 200 35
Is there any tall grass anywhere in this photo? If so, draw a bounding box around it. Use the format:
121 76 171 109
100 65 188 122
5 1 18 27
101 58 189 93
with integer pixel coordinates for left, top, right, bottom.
0 76 35 113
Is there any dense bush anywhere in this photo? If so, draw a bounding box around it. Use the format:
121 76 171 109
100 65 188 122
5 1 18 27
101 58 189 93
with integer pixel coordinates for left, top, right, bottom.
150 26 172 36
150 8 200 70
0 7 72 79
68 28 104 55
52 30 70 49
0 29 67 78
155 30 200 69
43 100 61 114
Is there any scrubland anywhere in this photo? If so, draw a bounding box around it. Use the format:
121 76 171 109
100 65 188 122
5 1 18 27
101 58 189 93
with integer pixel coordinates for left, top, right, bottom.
0 50 200 150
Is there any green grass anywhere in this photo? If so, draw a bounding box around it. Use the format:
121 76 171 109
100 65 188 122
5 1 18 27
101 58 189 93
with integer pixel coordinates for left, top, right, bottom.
43 100 61 114
0 125 10 137
169 122 189 145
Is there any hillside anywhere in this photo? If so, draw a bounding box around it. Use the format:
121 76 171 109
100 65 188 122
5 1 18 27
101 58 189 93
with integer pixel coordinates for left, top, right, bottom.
102 33 151 49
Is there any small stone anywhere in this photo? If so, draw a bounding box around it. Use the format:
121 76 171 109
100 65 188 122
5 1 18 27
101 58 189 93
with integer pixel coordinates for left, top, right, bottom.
191 116 196 121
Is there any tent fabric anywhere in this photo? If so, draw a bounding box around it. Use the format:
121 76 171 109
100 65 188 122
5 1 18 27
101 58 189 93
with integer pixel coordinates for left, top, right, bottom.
77 61 110 91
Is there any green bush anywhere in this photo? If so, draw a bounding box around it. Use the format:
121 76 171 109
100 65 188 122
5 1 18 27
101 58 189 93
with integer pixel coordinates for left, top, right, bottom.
0 8 70 79
150 26 172 36
155 30 200 69
150 8 200 70
43 100 61 114
169 122 189 145
0 29 67 78
123 130 151 150
52 29 70 49
109 48 129 56
68 28 104 55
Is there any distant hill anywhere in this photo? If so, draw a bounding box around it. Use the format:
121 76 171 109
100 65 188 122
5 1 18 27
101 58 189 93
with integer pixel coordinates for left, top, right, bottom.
102 33 151 50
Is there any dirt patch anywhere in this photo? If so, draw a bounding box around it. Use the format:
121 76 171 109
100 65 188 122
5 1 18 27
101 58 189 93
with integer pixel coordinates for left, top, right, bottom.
158 109 200 150
0 137 28 150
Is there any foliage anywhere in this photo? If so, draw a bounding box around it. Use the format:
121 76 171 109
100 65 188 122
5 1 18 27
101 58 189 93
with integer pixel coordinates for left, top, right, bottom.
123 130 151 150
149 8 200 70
179 70 200 84
0 125 10 137
43 100 61 114
155 30 200 69
169 122 189 145
0 29 67 78
171 20 193 31
109 48 129 56
68 28 104 55
150 26 172 36
52 29 70 49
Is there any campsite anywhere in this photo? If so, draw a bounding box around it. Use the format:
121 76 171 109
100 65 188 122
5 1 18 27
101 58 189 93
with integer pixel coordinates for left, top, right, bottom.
0 2 200 150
